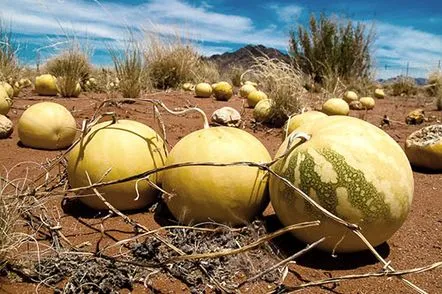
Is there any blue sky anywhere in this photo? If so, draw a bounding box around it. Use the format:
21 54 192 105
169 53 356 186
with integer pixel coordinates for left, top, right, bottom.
3 0 442 79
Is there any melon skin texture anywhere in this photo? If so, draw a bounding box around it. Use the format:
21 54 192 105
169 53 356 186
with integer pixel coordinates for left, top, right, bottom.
239 84 257 98
0 82 14 98
343 91 358 103
195 83 213 98
35 74 58 96
322 98 349 116
213 81 233 101
404 125 442 170
18 102 76 150
270 116 414 252
359 97 375 109
286 111 327 135
162 126 271 225
67 120 167 211
253 99 272 122
374 88 385 99
247 90 268 108
0 87 12 115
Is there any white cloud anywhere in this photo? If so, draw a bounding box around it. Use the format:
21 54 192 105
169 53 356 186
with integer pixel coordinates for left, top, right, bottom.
269 3 303 23
374 22 442 78
3 0 289 58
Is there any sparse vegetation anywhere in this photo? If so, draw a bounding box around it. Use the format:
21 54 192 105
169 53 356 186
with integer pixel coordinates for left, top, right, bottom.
427 70 442 96
289 13 374 93
110 40 145 98
250 56 305 126
0 20 21 83
144 33 219 89
389 76 418 96
45 42 91 97
144 34 199 89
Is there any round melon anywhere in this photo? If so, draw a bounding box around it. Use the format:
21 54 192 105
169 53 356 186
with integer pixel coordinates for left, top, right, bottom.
374 88 385 99
0 87 12 115
405 125 442 170
360 97 375 110
162 126 271 225
182 82 194 91
244 81 258 87
247 90 268 108
18 102 76 150
13 82 21 97
195 83 212 98
35 74 58 96
343 91 358 103
19 78 32 88
72 83 82 98
67 120 167 211
213 81 233 101
270 116 414 252
286 111 327 135
253 99 272 122
239 84 257 98
322 98 349 116
0 82 13 98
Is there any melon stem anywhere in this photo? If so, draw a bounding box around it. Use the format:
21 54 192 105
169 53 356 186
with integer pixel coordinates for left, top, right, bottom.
159 103 209 129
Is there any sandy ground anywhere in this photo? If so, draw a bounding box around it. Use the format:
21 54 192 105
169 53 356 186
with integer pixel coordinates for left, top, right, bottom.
0 89 441 293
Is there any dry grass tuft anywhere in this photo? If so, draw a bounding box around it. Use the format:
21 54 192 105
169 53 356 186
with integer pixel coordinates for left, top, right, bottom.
250 56 306 126
45 42 91 97
0 20 21 83
193 60 220 84
144 33 218 89
110 40 145 98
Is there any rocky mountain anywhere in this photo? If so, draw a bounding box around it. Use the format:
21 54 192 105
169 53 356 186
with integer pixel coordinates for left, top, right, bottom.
206 44 291 70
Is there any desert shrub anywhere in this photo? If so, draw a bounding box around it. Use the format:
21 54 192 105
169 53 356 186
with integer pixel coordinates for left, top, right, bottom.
389 76 418 96
45 42 91 97
427 71 442 97
250 56 305 127
289 13 374 92
110 40 145 98
0 20 21 83
144 33 202 89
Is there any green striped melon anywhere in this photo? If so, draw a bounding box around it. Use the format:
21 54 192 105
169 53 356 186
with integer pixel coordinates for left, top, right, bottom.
269 116 414 252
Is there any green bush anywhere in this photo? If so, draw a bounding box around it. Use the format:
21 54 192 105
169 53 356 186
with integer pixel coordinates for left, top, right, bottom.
289 14 374 91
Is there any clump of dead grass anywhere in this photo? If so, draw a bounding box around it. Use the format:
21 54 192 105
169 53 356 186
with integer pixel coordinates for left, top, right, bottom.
144 33 219 89
45 42 91 97
250 56 306 126
193 60 220 84
389 76 418 96
110 40 145 98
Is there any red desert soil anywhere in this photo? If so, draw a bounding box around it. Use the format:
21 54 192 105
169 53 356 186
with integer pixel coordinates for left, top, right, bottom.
1 90 441 293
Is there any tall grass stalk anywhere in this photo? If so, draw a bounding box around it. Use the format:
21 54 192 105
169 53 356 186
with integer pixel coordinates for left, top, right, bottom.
110 40 145 98
0 20 21 83
250 56 306 126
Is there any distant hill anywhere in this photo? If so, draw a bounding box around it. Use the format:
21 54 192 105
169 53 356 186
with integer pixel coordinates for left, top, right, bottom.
206 44 291 70
377 76 428 86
